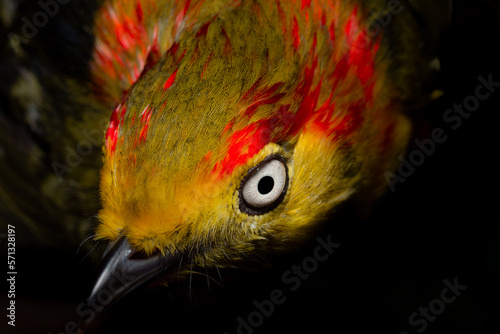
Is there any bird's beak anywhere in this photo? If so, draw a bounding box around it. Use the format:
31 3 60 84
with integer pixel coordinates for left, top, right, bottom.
78 234 179 333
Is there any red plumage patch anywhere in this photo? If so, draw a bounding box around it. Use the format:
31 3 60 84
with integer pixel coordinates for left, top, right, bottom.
211 3 379 179
139 106 153 142
163 69 178 91
292 17 300 50
212 123 269 177
106 103 127 155
301 0 311 10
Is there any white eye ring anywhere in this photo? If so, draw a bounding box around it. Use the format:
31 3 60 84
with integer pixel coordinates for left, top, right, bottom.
241 158 287 210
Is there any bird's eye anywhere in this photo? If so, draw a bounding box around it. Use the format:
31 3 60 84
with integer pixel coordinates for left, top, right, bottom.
239 155 288 215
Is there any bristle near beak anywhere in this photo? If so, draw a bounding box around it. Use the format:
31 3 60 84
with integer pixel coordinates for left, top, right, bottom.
78 233 179 333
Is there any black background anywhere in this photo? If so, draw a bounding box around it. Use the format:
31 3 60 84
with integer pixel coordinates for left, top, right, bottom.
2 0 500 333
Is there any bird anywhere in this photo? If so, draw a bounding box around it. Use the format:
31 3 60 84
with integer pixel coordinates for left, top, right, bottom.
0 0 451 322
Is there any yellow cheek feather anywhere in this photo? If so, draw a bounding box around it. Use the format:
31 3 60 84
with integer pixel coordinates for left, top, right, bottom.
264 130 360 247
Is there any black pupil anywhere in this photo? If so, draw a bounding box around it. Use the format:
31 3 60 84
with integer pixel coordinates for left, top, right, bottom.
258 176 274 195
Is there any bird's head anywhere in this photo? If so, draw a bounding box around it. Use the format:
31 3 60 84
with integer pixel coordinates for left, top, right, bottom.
88 0 414 311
